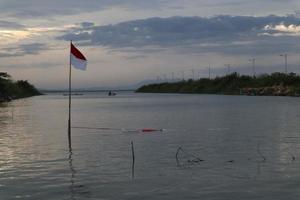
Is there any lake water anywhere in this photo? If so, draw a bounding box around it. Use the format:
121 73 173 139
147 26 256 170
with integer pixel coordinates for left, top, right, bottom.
1 92 300 199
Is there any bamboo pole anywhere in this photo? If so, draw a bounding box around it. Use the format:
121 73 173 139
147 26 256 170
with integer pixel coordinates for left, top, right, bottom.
68 40 72 149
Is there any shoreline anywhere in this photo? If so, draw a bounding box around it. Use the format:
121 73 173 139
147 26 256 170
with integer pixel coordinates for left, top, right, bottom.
0 93 43 103
135 91 299 97
136 85 299 97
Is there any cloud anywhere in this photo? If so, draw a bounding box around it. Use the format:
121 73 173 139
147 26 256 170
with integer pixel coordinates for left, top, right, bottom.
0 0 165 18
0 22 81 47
80 22 95 28
0 43 49 57
57 15 300 55
263 23 300 36
0 20 25 29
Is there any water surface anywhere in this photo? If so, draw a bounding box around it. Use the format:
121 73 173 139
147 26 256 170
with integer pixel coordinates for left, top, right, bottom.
1 92 300 199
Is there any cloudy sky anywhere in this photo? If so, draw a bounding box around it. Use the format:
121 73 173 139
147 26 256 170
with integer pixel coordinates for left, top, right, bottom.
1 0 300 89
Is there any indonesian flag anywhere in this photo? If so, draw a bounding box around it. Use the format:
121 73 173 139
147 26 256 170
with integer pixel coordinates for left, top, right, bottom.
70 42 87 70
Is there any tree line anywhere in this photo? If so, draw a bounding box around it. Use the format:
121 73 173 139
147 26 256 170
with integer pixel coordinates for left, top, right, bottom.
0 72 41 102
136 72 300 96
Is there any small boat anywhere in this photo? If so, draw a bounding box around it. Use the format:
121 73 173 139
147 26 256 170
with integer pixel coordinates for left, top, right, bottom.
108 91 116 96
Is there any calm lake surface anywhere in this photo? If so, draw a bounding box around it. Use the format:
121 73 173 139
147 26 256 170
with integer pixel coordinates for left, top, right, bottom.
1 92 300 199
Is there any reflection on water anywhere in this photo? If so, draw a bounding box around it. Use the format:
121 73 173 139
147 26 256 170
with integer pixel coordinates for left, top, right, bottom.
68 149 76 200
1 93 300 199
68 148 91 199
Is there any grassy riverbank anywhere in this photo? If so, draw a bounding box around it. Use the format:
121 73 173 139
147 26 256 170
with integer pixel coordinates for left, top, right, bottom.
0 72 41 102
136 72 300 96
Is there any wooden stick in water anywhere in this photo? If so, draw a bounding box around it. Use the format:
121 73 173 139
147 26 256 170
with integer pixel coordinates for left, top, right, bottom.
131 141 135 179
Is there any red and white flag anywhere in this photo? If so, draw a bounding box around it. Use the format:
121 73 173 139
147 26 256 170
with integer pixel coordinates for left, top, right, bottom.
70 42 87 70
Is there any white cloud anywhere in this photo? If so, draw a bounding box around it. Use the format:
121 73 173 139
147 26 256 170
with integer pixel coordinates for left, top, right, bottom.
264 23 300 36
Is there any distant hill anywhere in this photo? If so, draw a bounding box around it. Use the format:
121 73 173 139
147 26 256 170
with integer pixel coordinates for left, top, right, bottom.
83 79 166 91
39 79 163 93
0 72 42 102
136 72 300 97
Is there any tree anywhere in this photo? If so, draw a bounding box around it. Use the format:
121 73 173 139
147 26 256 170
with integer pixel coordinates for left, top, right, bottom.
0 72 11 79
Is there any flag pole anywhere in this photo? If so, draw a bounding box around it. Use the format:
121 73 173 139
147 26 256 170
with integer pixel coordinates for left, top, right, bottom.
68 40 72 149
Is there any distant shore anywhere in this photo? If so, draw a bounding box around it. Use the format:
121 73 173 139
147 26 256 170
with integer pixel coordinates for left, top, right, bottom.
136 72 300 97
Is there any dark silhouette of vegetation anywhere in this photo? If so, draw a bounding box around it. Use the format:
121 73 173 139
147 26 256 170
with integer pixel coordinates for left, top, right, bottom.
0 72 41 102
136 72 300 96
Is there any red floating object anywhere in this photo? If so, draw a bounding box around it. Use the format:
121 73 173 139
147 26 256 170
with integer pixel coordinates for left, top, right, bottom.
141 128 162 132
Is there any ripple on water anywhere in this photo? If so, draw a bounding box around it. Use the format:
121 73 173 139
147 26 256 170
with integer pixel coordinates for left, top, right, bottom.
2 94 300 199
